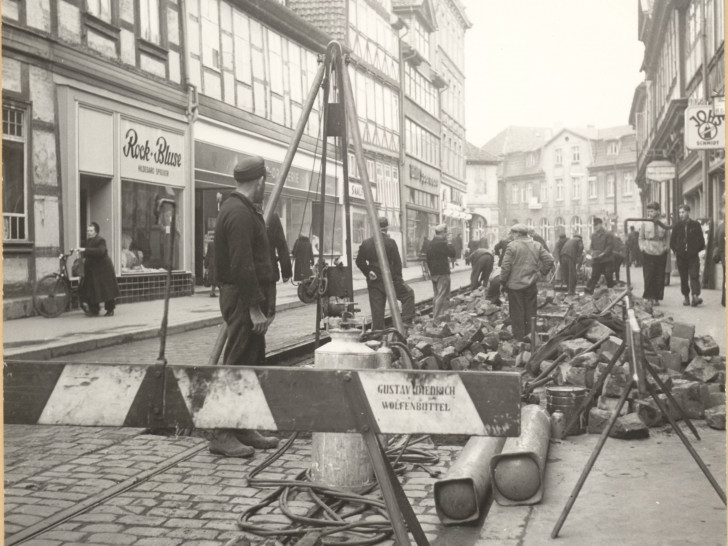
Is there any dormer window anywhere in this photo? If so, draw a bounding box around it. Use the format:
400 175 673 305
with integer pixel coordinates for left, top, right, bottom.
607 140 619 155
527 152 536 167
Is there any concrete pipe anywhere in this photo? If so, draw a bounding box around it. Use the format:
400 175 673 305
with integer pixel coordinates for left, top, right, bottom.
434 436 506 524
490 404 551 506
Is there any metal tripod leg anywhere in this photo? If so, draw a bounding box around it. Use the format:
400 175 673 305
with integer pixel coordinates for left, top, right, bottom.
642 359 701 440
644 381 726 505
551 378 634 538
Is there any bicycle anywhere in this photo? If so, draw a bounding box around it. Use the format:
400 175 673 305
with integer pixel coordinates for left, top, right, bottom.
32 250 90 318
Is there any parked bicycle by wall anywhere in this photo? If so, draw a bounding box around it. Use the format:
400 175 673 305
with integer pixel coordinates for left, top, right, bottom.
32 250 91 318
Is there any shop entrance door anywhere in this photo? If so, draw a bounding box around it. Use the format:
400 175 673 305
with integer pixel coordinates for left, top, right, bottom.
80 174 113 254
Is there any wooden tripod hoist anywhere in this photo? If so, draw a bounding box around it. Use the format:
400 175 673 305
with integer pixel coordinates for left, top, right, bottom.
208 40 407 366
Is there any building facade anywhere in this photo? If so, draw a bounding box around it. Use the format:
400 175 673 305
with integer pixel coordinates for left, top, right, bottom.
433 0 470 243
464 142 499 247
629 0 724 222
2 0 193 318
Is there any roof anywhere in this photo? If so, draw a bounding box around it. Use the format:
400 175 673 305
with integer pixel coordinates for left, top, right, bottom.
596 125 635 141
481 126 552 156
286 0 347 42
590 132 637 168
466 141 499 163
392 0 438 32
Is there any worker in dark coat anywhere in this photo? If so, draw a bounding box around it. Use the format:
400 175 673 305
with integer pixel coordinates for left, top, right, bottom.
266 211 292 322
585 217 617 294
500 223 554 341
670 204 706 307
528 228 550 252
559 234 583 295
78 222 120 316
469 247 494 290
211 156 279 458
426 224 456 321
356 216 415 330
292 235 314 281
494 234 514 267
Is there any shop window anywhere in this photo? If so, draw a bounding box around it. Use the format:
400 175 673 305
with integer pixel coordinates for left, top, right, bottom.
121 181 183 273
2 105 27 242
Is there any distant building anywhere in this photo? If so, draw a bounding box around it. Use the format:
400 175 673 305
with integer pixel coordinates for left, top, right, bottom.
464 142 499 247
482 125 640 249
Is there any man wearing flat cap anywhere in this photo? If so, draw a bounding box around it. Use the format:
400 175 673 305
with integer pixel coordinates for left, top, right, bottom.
426 224 457 321
356 215 415 329
211 155 279 457
585 217 617 294
500 223 554 342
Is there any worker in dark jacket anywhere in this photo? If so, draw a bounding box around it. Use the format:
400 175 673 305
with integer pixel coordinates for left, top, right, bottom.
559 234 583 295
500 224 554 341
266 211 292 323
585 218 616 294
356 216 415 330
212 156 279 458
426 224 457 321
494 234 514 267
469 247 494 290
528 227 550 252
670 204 706 306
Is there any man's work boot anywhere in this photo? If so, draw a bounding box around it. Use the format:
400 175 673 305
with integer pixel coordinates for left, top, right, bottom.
691 295 703 307
209 430 255 458
683 296 691 306
235 429 280 450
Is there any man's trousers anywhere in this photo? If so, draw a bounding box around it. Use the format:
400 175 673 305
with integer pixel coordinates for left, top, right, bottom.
676 254 701 298
431 274 451 321
507 283 538 341
367 278 415 330
641 252 667 301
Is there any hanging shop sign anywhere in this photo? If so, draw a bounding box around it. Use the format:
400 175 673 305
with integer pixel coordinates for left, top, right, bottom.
712 96 725 116
684 105 725 150
646 160 675 182
349 182 377 201
120 118 185 186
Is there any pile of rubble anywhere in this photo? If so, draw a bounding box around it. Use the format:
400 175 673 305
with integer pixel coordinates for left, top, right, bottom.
401 284 725 437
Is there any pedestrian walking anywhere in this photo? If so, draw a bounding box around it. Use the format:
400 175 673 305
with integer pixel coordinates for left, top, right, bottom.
612 233 626 284
266 210 292 323
78 222 120 316
559 234 584 295
585 218 616 294
670 204 706 306
426 224 456 322
469 247 494 290
627 226 641 267
355 216 415 330
454 233 463 265
500 224 554 342
292 235 314 281
211 156 279 458
205 238 218 297
638 201 670 306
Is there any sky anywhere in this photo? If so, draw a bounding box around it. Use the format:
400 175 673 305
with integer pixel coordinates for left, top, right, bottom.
461 0 646 147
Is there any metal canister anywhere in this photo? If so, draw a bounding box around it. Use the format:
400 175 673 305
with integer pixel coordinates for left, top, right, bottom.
310 326 377 490
546 386 588 436
550 410 566 440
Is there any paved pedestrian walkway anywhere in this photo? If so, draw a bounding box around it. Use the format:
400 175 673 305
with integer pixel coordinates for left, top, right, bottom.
3 261 473 360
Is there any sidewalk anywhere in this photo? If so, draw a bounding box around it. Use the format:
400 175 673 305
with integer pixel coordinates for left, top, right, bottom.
2 261 471 360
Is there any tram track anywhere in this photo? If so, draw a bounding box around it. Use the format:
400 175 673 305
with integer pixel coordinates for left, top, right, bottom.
5 284 474 544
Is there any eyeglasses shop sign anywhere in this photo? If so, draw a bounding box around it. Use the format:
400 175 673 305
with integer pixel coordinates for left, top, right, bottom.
120 119 185 186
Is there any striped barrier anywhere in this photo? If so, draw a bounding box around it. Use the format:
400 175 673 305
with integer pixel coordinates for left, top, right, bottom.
4 361 521 436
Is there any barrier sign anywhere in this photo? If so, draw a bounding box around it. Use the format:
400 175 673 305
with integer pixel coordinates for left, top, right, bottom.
685 105 725 150
646 160 675 182
4 362 521 436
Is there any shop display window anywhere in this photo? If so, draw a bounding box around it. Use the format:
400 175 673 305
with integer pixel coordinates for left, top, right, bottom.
121 181 182 273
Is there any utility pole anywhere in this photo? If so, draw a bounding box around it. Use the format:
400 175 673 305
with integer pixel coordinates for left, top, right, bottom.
700 0 712 218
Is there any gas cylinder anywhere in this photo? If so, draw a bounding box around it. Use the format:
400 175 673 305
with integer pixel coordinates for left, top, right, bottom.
310 324 377 489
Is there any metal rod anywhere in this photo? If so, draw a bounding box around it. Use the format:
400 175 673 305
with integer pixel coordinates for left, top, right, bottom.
156 199 177 366
551 379 635 538
340 49 405 336
207 324 228 367
530 316 537 350
598 288 629 316
263 60 327 225
645 381 726 505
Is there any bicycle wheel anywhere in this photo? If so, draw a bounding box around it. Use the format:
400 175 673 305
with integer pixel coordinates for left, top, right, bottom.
33 274 71 318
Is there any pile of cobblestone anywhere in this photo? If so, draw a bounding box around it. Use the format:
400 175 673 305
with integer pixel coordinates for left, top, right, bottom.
400 285 726 437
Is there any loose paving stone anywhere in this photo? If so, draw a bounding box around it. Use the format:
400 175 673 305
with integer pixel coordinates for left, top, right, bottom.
705 405 726 430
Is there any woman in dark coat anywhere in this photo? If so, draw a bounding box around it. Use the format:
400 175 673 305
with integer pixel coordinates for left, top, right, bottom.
79 222 120 316
204 239 218 297
292 235 314 281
